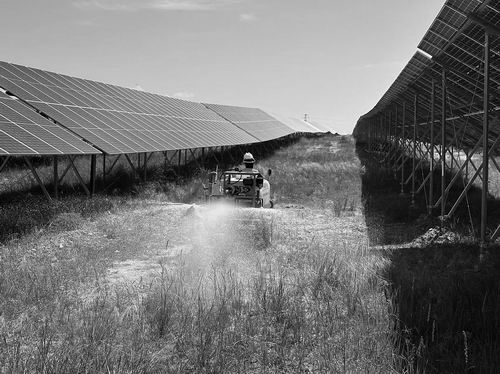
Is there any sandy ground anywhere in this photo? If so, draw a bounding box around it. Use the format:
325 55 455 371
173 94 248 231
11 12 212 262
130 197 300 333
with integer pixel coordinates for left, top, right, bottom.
81 201 370 288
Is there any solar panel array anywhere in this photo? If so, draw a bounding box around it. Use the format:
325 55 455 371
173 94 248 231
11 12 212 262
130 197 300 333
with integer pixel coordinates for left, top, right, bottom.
418 0 483 57
306 120 332 134
0 61 260 155
0 59 327 157
0 90 98 155
204 103 296 142
267 112 324 133
354 0 500 150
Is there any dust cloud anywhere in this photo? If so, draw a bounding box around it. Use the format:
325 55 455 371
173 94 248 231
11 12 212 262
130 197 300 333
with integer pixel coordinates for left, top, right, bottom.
180 202 276 282
106 202 277 287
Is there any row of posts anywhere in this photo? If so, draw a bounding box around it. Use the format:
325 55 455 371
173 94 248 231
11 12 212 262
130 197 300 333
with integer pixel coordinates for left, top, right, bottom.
365 30 492 250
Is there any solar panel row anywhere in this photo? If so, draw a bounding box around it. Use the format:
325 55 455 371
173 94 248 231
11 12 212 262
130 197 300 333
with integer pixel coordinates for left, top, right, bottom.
0 91 98 155
266 112 324 133
306 120 332 134
0 60 323 157
203 103 295 142
0 61 262 155
355 0 500 150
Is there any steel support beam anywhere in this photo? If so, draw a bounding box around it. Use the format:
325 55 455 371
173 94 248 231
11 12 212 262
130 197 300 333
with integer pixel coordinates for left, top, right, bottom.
90 154 97 197
481 31 491 252
433 136 483 207
412 92 418 205
0 156 10 174
400 102 406 194
24 157 52 201
441 68 447 219
469 14 500 38
102 154 106 185
189 148 203 169
429 81 436 213
58 161 72 185
125 154 138 180
444 134 500 218
68 156 90 196
53 156 59 200
106 154 122 177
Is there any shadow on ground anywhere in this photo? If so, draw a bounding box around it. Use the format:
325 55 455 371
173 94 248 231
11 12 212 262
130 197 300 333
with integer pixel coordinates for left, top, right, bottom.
357 143 500 373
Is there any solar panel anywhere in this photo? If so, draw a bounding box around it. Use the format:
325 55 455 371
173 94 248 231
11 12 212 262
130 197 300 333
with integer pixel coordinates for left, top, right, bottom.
203 103 295 142
267 112 324 133
0 91 99 155
0 61 260 155
307 120 332 133
418 0 484 57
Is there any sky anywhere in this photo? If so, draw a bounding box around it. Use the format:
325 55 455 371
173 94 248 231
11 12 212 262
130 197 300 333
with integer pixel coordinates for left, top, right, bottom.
0 0 444 134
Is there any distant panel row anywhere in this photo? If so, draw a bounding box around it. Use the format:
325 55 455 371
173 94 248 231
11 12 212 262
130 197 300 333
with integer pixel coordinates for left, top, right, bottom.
266 112 323 133
204 103 295 142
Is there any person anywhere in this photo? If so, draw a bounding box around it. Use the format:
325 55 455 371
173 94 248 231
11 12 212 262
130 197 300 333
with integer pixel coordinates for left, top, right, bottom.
241 152 264 189
242 152 259 173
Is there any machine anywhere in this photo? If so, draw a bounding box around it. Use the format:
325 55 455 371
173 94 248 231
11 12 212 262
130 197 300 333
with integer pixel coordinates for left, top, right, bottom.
204 167 273 208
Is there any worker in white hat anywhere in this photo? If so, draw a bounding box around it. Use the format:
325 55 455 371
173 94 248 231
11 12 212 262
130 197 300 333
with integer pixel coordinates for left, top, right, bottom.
242 152 259 173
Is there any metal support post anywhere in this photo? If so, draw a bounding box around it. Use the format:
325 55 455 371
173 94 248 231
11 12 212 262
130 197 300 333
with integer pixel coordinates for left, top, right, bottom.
411 92 418 205
102 154 106 185
481 31 491 252
53 156 59 200
400 102 406 194
90 154 97 197
441 68 447 220
429 81 435 214
464 150 469 184
393 106 398 171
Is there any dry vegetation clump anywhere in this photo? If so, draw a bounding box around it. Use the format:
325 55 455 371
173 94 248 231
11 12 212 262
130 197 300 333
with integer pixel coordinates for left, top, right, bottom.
257 135 362 214
0 195 122 241
0 134 400 372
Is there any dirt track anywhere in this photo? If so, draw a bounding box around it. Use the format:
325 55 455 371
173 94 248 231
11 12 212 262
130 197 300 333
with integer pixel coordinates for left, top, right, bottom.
96 200 369 287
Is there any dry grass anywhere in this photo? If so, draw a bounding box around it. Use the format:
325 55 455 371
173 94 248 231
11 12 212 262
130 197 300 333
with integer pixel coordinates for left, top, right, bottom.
0 135 400 373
